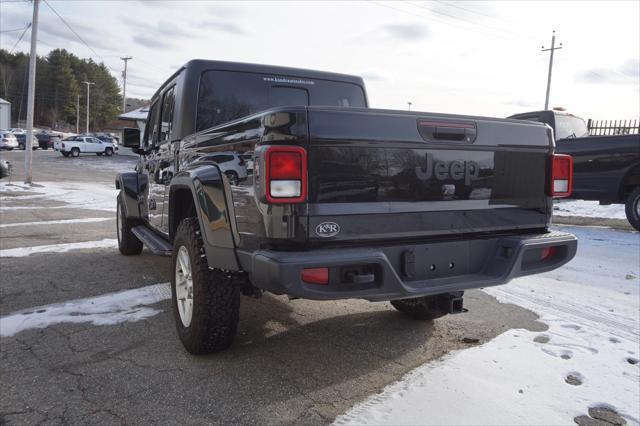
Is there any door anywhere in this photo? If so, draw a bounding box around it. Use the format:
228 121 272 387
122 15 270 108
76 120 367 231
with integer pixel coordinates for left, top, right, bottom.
155 86 176 235
142 100 164 231
87 137 102 153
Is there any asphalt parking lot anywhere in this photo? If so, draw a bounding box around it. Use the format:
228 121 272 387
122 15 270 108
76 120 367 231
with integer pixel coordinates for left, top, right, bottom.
0 150 548 425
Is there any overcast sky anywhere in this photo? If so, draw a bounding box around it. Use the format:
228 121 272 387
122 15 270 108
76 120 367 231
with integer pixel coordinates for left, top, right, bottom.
1 0 638 120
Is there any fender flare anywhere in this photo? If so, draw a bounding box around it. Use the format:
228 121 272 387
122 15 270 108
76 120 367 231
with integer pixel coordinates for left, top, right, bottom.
115 172 147 219
169 163 240 271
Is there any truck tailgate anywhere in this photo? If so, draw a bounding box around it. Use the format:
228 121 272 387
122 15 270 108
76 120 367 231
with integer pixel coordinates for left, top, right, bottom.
306 108 552 243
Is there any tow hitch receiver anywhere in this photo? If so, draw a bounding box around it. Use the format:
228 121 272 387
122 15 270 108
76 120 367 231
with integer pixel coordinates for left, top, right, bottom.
433 291 466 315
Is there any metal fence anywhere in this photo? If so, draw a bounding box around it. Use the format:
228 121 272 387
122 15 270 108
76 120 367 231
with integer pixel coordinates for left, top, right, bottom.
587 119 639 136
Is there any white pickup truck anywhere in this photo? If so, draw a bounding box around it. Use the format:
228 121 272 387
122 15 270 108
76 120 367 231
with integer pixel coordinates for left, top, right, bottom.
55 136 118 157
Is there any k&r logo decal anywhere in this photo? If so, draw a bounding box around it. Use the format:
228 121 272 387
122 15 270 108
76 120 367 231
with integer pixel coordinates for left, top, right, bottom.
315 222 340 237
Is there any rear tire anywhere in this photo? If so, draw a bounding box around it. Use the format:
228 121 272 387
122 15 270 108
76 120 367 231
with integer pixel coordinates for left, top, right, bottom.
19 143 25 150
116 196 143 255
391 296 448 320
625 186 640 231
171 217 240 354
71 148 80 157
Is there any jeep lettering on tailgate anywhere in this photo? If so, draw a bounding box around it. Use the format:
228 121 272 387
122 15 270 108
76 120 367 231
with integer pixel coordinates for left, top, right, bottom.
415 153 480 185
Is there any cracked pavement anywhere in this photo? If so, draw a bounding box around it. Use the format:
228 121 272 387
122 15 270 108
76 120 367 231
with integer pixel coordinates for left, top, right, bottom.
0 150 546 425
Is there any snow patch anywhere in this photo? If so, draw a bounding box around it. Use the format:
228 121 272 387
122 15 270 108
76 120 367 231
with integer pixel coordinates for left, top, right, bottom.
0 283 171 337
554 200 626 219
335 226 640 426
0 217 112 228
0 181 117 211
0 239 117 257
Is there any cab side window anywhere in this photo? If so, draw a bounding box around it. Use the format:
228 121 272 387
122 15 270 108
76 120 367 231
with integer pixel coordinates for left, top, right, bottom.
160 87 176 143
143 101 161 150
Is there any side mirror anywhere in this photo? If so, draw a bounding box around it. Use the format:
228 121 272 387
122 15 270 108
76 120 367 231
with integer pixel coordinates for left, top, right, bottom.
122 127 141 149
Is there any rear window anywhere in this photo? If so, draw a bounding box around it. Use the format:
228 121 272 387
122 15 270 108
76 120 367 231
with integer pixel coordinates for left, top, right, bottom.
196 70 366 131
554 113 589 140
210 154 235 163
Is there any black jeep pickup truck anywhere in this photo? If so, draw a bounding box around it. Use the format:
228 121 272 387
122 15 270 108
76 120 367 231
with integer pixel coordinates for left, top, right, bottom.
509 110 640 230
117 60 577 354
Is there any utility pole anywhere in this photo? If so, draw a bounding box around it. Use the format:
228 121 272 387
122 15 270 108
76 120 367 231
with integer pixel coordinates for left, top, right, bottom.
82 81 95 134
542 30 562 110
407 101 412 111
120 56 132 113
24 0 39 184
75 94 80 134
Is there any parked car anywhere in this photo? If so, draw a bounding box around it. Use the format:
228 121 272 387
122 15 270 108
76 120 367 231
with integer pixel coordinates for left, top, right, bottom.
95 134 118 145
15 133 39 150
57 136 118 157
0 132 19 150
509 109 640 230
116 60 577 355
9 128 25 135
35 131 60 149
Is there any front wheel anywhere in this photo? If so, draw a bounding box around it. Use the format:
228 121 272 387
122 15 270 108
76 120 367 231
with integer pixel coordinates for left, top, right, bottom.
105 147 113 156
171 217 240 354
625 187 640 231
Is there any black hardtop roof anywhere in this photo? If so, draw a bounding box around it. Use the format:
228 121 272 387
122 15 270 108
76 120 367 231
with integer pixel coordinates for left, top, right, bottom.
152 59 365 101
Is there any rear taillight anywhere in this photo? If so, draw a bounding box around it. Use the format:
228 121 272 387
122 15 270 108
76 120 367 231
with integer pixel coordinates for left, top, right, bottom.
264 146 307 203
550 154 572 198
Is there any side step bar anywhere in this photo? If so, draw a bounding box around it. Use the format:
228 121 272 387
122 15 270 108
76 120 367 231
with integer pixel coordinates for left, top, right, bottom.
131 226 172 256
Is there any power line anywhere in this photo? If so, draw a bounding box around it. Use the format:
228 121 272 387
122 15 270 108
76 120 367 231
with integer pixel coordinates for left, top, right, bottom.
369 1 526 44
404 1 537 41
8 23 31 53
433 0 534 28
1 24 30 33
42 0 117 73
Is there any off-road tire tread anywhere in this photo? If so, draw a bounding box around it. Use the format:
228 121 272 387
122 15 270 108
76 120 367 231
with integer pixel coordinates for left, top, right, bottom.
117 196 143 255
625 186 640 231
391 296 447 320
172 217 240 354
